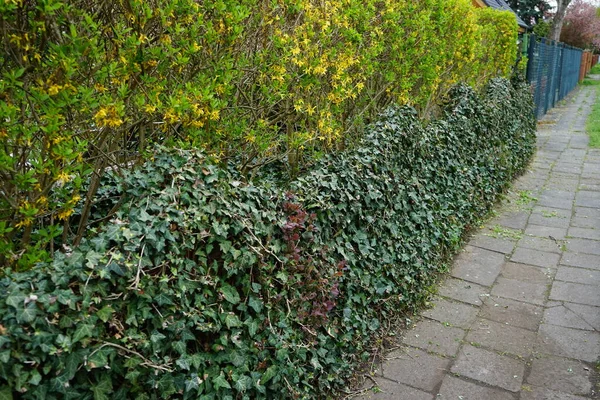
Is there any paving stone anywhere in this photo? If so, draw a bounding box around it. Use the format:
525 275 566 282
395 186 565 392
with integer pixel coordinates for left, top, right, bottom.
510 247 560 268
517 236 563 254
469 233 516 254
575 190 600 208
575 197 599 208
465 319 537 358
491 211 530 231
451 246 506 287
500 262 554 283
356 377 433 400
545 179 579 191
565 303 600 330
526 355 593 395
567 227 600 241
524 224 568 240
543 304 595 331
536 323 600 362
565 238 600 255
579 183 600 192
422 297 479 329
402 319 464 357
450 345 525 392
436 375 513 400
438 278 488 306
570 216 600 229
553 164 582 174
561 252 600 270
580 178 600 187
555 266 600 285
550 281 600 306
574 206 600 219
513 178 546 193
528 207 571 228
520 388 589 400
382 347 449 392
540 189 576 200
480 296 543 331
537 195 573 210
491 277 548 306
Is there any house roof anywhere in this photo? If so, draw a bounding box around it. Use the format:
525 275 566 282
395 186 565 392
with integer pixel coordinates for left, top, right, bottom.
482 0 530 29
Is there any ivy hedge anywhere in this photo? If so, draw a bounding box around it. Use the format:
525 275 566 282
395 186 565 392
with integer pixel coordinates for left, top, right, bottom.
0 78 535 399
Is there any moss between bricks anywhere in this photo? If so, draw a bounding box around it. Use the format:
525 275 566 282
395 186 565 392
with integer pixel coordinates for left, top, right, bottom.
0 77 535 399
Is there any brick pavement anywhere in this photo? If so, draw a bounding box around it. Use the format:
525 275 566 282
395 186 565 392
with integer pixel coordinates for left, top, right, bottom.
355 84 600 399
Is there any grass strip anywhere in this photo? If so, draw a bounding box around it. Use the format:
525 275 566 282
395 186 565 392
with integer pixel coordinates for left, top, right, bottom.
586 80 600 148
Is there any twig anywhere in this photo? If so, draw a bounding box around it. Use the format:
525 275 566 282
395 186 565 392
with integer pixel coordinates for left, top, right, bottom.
128 243 146 290
91 341 173 372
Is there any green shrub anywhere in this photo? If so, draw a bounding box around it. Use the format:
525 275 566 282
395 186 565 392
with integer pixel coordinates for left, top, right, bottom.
0 77 535 399
0 0 519 270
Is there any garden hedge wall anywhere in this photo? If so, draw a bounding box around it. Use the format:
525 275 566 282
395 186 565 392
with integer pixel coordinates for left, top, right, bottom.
0 0 519 269
0 77 535 399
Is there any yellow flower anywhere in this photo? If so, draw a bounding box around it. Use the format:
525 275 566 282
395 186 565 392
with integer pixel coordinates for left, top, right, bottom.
56 171 71 185
209 110 220 121
94 105 124 128
48 84 61 96
57 208 74 221
15 219 33 229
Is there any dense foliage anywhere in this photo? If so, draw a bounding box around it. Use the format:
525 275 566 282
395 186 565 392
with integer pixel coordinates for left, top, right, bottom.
560 0 600 50
0 78 536 399
0 0 519 269
508 0 551 25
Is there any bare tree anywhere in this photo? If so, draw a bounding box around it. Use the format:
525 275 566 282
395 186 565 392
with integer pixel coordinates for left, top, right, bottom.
549 0 573 41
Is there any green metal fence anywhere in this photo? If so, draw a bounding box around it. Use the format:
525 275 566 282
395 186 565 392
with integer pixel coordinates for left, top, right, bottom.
524 34 583 119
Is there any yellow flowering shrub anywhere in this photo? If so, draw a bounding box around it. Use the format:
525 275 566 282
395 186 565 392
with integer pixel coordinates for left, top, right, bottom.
0 0 517 269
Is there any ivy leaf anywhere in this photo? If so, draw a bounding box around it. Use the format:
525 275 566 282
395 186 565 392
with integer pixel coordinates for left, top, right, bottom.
259 366 277 385
87 347 109 369
72 324 94 343
91 377 113 400
233 375 252 393
247 296 263 313
5 294 25 309
229 350 246 367
213 372 231 390
245 319 259 337
176 356 191 371
96 306 114 323
16 303 37 323
154 293 173 306
224 313 241 329
0 386 12 400
220 284 240 304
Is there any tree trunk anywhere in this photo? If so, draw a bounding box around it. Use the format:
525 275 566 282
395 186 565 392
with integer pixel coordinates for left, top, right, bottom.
549 0 572 42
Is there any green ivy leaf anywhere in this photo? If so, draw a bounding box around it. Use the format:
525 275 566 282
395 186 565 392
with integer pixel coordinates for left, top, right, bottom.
0 386 12 400
259 366 277 385
213 372 231 390
233 375 252 392
220 284 240 304
96 305 114 323
247 296 262 313
154 293 173 306
245 319 259 337
91 377 113 400
224 313 241 329
16 303 37 323
229 350 246 367
72 324 94 343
